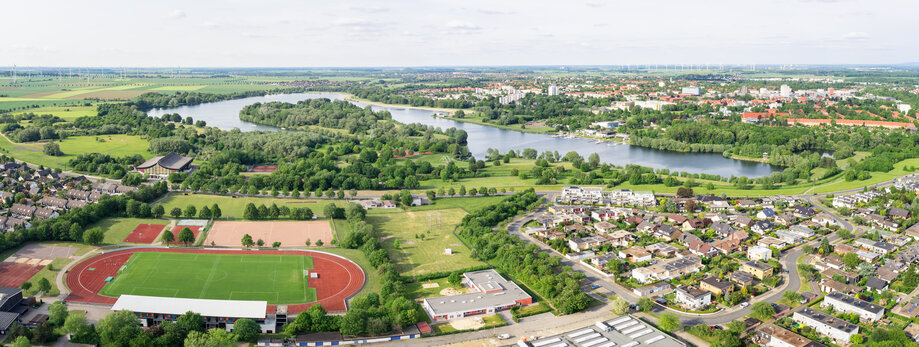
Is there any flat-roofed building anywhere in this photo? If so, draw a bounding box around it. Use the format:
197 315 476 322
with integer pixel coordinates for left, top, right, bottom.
755 323 826 347
111 295 277 333
422 269 532 321
742 260 775 280
822 292 885 322
792 308 858 343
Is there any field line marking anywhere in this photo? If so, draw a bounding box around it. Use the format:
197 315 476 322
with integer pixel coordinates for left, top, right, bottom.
197 254 222 299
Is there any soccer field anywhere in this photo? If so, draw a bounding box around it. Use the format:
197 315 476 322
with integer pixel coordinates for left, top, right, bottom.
99 252 317 304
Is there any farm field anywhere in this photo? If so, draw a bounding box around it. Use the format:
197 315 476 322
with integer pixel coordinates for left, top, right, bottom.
99 252 317 304
0 134 152 170
367 207 485 277
12 105 98 121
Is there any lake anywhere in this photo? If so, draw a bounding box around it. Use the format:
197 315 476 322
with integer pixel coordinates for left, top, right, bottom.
147 92 778 177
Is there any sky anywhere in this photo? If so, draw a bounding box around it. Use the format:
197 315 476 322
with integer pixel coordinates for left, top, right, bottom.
1 0 916 67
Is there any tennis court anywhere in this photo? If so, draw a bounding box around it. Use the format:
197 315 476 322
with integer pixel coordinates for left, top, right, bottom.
123 224 168 243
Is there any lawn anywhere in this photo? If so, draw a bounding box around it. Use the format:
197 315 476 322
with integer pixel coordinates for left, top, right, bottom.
0 134 152 170
367 208 485 277
88 217 169 245
411 196 507 213
155 193 352 219
22 257 71 297
99 252 316 304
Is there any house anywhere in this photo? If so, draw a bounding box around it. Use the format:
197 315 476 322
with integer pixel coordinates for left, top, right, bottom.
757 208 777 219
752 220 775 235
10 203 36 219
907 223 919 240
788 225 816 238
736 200 758 209
135 152 194 178
559 186 603 204
711 222 735 237
758 237 787 249
618 247 652 263
590 253 618 268
793 308 858 343
593 221 617 234
822 292 885 322
605 230 633 247
755 323 825 347
675 285 711 310
889 207 910 219
833 243 858 255
713 238 743 254
811 213 838 226
699 276 734 296
742 261 774 280
709 200 731 211
865 277 889 292
646 242 679 257
775 213 797 226
821 268 858 284
734 216 754 228
566 251 595 260
33 207 58 219
854 238 897 255
653 224 680 241
730 271 756 287
688 240 719 258
567 236 606 252
793 206 817 219
631 256 703 283
748 246 773 261
667 214 687 224
774 230 802 244
633 282 673 297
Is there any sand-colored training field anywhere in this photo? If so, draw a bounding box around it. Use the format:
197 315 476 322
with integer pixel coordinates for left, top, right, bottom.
204 220 333 247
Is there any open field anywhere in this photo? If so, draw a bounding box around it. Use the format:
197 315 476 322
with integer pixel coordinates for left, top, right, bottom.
12 105 98 121
156 194 351 219
0 134 152 170
368 207 485 276
205 220 333 248
99 252 317 304
411 196 507 213
89 218 169 244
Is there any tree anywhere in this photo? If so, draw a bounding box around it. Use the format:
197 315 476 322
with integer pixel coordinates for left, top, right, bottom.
819 237 833 255
658 312 681 332
256 239 265 247
184 205 197 218
676 187 694 198
170 207 182 218
176 311 205 334
241 234 254 248
211 204 222 219
43 142 63 156
272 241 281 248
178 227 195 246
48 301 68 326
153 205 165 218
63 314 96 344
447 272 462 286
36 278 51 296
610 296 629 315
638 297 654 312
315 239 324 247
20 281 32 291
11 336 30 347
231 318 259 342
184 329 236 347
83 227 104 245
783 291 802 303
843 252 860 268
98 310 143 347
161 230 175 244
244 203 259 220
305 238 311 247
751 301 775 320
339 310 366 336
199 206 211 219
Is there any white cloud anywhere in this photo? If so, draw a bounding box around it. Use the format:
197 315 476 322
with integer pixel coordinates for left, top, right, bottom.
166 10 186 20
446 20 481 31
842 31 870 41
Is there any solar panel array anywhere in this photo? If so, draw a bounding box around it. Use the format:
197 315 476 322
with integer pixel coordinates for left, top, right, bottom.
520 315 684 347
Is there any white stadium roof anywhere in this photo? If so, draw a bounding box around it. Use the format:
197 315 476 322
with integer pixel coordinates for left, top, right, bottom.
112 295 267 319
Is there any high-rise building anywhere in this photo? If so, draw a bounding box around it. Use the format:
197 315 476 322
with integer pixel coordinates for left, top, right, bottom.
548 84 559 96
780 84 792 97
739 85 748 96
681 86 701 96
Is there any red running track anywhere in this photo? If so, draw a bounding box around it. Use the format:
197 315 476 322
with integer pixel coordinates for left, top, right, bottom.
65 248 365 313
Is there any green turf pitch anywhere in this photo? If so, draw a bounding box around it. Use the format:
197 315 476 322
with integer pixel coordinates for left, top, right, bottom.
99 252 316 304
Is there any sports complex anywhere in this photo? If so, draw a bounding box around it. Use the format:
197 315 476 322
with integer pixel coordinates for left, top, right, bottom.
65 247 365 331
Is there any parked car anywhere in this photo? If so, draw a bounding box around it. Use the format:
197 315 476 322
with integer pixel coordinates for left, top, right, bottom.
497 334 511 340
740 302 750 308
590 284 601 289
